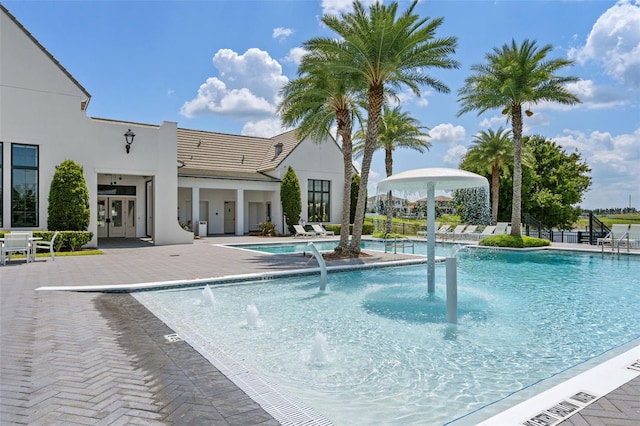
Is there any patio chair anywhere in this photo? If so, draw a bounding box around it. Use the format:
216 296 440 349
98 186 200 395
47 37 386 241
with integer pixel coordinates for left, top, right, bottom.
436 225 451 241
597 224 629 252
459 225 478 239
628 224 640 248
293 224 316 238
467 225 496 241
35 231 59 261
448 225 467 240
1 233 31 265
311 224 334 237
495 222 509 235
417 221 440 237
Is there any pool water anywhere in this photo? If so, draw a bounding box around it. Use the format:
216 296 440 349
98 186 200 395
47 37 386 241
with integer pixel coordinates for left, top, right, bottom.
227 239 452 256
134 250 640 425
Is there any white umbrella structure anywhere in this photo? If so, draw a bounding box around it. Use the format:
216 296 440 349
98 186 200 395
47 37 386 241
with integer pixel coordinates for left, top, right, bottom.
377 168 489 294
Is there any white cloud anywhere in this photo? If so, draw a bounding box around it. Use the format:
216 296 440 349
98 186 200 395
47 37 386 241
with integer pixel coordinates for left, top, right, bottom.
428 123 466 144
554 127 640 209
272 27 293 40
443 145 468 166
321 0 378 16
480 115 509 128
283 47 307 64
241 118 288 138
569 0 640 89
180 48 288 120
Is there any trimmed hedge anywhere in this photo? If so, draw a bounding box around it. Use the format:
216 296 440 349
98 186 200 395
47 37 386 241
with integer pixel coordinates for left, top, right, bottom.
324 223 373 235
0 230 93 252
479 234 550 248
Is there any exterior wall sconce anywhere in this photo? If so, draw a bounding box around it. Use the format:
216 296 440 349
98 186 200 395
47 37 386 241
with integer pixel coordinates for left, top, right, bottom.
124 129 135 154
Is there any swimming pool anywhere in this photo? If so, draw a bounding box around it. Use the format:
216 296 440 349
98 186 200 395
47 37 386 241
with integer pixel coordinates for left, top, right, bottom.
225 239 452 256
134 249 640 425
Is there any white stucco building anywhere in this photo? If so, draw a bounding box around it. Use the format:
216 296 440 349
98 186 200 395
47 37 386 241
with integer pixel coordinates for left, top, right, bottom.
0 5 346 246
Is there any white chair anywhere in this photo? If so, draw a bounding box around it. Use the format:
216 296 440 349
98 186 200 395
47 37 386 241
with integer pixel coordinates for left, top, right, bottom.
311 224 334 237
293 224 316 238
459 225 478 239
436 225 451 241
35 231 59 261
1 233 31 265
417 221 440 238
447 225 467 240
494 222 509 234
597 224 629 252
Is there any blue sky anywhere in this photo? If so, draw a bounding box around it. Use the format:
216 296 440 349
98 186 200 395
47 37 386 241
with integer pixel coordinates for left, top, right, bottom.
5 0 639 210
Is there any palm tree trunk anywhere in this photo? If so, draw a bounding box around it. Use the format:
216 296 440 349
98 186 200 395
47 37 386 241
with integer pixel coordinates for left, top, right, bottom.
510 105 523 236
491 162 500 225
385 146 393 234
350 84 384 254
338 124 353 251
386 191 393 234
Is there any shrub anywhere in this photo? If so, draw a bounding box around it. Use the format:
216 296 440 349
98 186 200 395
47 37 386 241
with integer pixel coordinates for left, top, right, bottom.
257 221 276 236
280 166 301 234
479 234 550 248
47 160 90 231
324 223 373 235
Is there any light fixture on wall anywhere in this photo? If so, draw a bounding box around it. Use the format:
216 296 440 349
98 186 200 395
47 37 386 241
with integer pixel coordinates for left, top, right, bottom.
124 129 135 154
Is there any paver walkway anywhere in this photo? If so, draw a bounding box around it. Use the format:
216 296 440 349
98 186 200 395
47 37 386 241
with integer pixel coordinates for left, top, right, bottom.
1 236 638 425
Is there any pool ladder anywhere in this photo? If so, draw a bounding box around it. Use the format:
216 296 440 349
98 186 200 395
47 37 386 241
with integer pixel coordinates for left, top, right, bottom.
383 236 414 254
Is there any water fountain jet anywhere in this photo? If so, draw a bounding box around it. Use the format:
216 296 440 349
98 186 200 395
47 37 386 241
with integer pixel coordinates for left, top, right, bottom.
202 285 215 306
310 331 329 364
246 304 259 327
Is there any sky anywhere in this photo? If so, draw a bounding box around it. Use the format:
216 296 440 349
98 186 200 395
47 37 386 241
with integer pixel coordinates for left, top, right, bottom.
5 0 639 210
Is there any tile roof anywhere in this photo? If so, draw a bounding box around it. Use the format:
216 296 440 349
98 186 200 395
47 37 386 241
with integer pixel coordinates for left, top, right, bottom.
176 128 300 181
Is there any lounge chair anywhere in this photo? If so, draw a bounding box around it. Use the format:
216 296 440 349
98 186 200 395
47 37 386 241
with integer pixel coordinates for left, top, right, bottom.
467 225 496 241
1 233 31 265
293 224 316 238
35 231 59 261
447 225 467 240
495 222 509 235
459 225 478 239
627 224 640 249
436 225 451 241
597 224 629 252
311 224 334 237
611 224 638 252
417 221 440 237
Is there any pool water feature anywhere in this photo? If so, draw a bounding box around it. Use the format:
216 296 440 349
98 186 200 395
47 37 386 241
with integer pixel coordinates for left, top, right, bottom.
134 250 640 425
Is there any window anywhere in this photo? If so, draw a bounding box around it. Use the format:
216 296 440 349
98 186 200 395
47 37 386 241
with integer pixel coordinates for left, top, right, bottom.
11 144 38 227
308 179 330 222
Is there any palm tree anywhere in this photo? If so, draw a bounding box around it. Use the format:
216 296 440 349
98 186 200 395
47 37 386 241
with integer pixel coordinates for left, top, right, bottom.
457 39 580 236
308 0 458 255
461 128 512 225
354 105 430 234
278 53 362 252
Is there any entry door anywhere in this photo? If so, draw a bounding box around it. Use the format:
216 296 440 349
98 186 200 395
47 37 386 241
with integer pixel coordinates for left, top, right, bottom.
98 196 136 238
109 199 126 237
224 201 235 234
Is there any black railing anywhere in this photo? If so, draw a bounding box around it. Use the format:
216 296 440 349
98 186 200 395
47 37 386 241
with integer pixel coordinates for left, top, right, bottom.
588 212 609 245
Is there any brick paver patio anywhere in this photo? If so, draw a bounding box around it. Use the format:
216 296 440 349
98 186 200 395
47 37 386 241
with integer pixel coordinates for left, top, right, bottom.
1 236 638 425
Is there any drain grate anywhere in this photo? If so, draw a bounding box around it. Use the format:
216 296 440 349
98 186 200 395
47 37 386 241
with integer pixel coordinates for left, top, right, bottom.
521 391 598 426
164 333 183 343
627 359 640 372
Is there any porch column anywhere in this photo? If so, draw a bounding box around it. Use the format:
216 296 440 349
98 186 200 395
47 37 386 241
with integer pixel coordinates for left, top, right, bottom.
236 189 244 235
191 186 199 233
